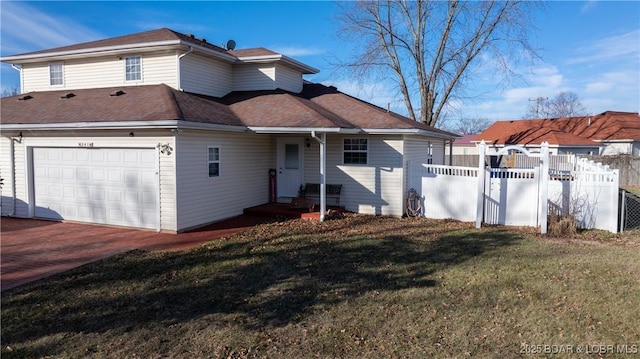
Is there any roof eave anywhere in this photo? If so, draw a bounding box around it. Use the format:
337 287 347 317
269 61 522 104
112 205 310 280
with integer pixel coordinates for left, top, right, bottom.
365 128 456 139
1 40 238 64
248 126 359 134
236 54 319 74
0 120 249 132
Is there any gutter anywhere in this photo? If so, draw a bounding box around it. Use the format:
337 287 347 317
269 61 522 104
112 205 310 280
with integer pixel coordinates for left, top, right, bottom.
248 126 360 134
1 40 238 64
0 120 249 132
10 64 22 94
236 54 319 74
177 46 194 91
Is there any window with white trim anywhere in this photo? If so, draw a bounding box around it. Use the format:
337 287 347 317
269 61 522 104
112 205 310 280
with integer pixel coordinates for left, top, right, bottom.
426 141 433 164
125 56 142 81
343 138 368 164
208 146 220 177
49 63 64 86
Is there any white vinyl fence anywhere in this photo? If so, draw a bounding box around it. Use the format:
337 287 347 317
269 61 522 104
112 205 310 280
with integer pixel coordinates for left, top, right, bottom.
407 164 479 222
407 141 620 233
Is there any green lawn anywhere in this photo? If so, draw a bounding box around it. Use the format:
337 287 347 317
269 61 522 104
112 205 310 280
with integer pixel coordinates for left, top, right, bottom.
2 215 639 358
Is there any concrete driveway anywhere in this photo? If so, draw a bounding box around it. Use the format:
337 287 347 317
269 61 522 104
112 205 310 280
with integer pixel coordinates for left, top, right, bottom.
1 216 268 291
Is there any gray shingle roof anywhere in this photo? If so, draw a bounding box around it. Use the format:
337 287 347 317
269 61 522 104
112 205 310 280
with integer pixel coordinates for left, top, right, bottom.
0 83 456 138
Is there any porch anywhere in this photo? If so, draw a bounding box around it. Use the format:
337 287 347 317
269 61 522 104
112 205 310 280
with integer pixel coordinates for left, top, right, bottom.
243 203 346 220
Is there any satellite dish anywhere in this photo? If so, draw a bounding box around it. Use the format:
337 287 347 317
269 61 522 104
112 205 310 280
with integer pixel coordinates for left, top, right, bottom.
226 39 236 50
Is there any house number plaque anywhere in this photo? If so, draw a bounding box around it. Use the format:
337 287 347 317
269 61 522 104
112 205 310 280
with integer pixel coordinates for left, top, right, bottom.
78 142 94 147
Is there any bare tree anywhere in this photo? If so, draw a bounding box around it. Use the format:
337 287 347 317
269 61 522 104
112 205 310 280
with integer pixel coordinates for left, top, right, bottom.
441 117 493 135
1 87 20 98
335 0 541 127
526 91 588 118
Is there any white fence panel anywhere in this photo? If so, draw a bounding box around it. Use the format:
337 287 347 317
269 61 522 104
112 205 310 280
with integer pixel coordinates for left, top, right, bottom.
548 170 619 233
408 152 619 232
408 163 478 221
484 168 539 226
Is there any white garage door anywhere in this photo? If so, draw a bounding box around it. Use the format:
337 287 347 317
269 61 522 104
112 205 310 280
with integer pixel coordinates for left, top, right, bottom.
33 147 159 229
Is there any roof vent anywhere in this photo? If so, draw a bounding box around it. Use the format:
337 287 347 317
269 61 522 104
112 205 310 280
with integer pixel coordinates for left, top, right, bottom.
18 95 33 101
196 37 207 43
110 90 126 97
60 93 75 99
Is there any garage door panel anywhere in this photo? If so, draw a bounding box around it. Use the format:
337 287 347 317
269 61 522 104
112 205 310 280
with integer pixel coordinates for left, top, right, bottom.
33 147 158 229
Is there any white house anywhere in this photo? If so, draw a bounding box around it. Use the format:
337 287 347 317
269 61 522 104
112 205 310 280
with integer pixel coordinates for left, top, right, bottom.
476 111 640 156
0 28 456 232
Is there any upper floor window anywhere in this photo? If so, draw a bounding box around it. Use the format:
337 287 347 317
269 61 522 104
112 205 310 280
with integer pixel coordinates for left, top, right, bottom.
49 63 64 86
125 56 142 81
343 138 368 165
208 146 220 177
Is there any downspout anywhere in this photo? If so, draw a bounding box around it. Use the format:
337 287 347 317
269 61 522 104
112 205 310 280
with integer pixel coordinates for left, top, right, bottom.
449 139 454 165
311 131 326 222
11 64 22 93
177 46 194 91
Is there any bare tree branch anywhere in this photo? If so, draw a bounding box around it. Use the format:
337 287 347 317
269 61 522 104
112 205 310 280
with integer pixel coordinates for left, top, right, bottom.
335 0 542 127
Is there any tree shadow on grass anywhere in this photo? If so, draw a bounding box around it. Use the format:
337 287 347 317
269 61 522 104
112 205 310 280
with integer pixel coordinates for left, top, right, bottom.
1 220 523 354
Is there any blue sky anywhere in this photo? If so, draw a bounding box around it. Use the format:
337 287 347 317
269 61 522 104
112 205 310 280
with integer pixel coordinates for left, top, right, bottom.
1 1 638 122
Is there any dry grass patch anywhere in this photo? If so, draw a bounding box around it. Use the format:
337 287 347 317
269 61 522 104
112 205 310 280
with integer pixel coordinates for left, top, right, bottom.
2 215 639 358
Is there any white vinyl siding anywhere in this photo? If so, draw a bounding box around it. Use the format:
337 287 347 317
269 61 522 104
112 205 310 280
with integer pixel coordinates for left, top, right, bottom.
0 136 29 218
180 54 233 97
233 65 277 91
175 131 271 231
233 64 304 93
402 136 446 215
274 64 303 93
431 138 446 164
1 132 177 232
21 53 179 92
0 136 16 216
20 51 304 95
21 63 51 92
304 135 404 216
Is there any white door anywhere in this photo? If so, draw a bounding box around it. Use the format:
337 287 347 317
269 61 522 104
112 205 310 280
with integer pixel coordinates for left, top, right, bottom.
277 138 304 198
32 147 159 229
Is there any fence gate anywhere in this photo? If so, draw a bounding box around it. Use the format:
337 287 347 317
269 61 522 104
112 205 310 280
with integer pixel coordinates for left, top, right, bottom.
484 168 539 226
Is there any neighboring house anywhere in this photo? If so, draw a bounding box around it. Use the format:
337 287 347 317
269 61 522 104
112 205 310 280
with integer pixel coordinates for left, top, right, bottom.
476 111 640 156
0 28 456 232
451 134 479 155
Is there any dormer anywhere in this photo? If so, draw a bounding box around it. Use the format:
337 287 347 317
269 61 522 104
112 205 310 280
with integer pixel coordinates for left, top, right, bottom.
228 48 318 93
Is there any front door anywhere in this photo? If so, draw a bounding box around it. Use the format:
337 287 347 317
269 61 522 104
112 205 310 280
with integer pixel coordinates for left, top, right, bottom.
277 138 304 199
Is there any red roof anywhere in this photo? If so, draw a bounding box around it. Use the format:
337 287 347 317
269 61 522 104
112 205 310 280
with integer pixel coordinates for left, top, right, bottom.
453 134 479 145
475 111 640 146
0 83 455 137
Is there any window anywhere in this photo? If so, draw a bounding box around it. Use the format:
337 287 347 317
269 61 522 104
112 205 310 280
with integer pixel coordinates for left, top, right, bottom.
49 63 64 86
208 147 220 177
343 138 368 164
125 56 142 81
